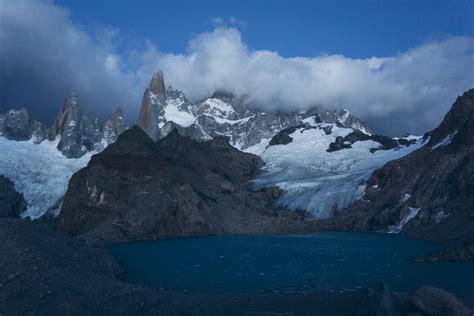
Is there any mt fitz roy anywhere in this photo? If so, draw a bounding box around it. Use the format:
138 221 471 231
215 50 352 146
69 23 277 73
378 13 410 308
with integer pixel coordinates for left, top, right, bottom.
136 70 371 148
0 71 472 252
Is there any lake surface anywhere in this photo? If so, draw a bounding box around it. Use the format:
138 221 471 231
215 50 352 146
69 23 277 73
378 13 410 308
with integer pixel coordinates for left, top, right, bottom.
108 232 474 305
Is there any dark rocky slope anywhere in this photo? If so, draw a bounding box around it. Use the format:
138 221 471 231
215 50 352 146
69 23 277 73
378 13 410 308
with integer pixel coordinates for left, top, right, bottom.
325 89 474 250
55 126 309 245
2 218 471 315
0 175 26 217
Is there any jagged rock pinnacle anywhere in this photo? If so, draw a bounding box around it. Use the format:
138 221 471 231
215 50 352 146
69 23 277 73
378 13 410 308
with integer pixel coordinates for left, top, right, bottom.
136 71 167 141
148 71 166 97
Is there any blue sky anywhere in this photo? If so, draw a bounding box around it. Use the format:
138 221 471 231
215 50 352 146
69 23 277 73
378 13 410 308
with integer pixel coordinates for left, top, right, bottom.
1 0 473 135
55 0 473 58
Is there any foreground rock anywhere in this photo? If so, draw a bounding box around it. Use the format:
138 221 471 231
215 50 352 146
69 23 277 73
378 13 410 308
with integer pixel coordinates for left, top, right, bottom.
411 286 472 316
1 218 471 315
327 89 474 248
55 126 310 245
0 175 26 217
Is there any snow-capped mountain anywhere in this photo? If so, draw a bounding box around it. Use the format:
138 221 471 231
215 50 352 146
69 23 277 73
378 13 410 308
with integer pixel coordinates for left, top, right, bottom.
0 94 127 218
137 72 371 150
0 70 420 222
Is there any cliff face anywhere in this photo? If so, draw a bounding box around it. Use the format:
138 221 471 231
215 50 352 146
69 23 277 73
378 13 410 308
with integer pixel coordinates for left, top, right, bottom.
0 175 26 217
136 71 167 141
330 89 474 243
49 93 127 158
55 126 307 245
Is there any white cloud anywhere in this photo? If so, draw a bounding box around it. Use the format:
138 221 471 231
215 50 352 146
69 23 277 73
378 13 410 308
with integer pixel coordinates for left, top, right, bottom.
147 28 473 135
1 0 473 135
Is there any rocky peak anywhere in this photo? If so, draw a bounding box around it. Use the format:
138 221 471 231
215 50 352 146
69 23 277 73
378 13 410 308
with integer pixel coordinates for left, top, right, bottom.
427 89 474 147
103 107 127 144
0 107 47 143
331 88 474 244
166 85 185 100
50 92 82 140
321 108 371 134
107 107 125 126
47 93 128 158
136 71 169 141
148 71 166 97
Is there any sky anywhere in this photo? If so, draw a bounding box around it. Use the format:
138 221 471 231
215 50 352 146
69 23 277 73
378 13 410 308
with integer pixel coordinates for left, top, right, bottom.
0 0 473 135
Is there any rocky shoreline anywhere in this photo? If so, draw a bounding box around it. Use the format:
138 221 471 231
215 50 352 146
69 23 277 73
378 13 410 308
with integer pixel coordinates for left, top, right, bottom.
413 242 474 263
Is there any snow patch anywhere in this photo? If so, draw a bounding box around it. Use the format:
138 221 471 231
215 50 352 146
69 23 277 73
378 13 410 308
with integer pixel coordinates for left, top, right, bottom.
434 210 449 223
200 98 237 118
388 207 421 234
163 98 196 127
400 193 412 203
430 130 458 151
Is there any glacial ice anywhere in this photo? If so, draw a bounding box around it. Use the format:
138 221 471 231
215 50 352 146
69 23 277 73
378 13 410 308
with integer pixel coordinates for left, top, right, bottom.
246 123 423 219
0 137 91 219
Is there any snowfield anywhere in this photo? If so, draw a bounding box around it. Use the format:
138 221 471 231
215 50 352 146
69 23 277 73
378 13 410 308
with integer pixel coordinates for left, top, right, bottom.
246 120 423 219
0 137 91 219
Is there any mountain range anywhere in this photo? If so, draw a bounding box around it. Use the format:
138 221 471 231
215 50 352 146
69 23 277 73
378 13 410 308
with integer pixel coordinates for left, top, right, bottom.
0 71 472 257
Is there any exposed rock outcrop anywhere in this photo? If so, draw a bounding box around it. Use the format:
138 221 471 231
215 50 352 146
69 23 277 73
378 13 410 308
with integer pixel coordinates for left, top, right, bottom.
0 107 47 143
268 124 307 146
136 71 168 140
327 130 416 153
413 243 474 263
410 286 472 316
0 175 26 217
328 89 474 244
49 93 127 158
321 109 371 134
55 126 309 245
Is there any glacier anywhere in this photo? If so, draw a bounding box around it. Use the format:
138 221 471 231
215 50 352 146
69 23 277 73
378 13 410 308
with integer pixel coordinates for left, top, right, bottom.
246 119 424 219
0 137 91 219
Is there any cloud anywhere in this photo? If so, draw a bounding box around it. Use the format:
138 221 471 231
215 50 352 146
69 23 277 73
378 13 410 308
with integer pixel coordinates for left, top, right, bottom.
151 28 474 135
211 16 247 29
0 0 140 123
1 0 473 135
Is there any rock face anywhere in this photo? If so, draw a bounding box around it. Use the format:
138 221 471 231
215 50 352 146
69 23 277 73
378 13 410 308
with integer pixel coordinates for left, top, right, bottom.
135 71 370 150
321 109 371 134
136 71 168 141
410 286 472 316
0 175 26 217
326 130 416 153
0 107 48 143
330 89 474 243
55 126 308 245
49 93 127 158
413 243 474 263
